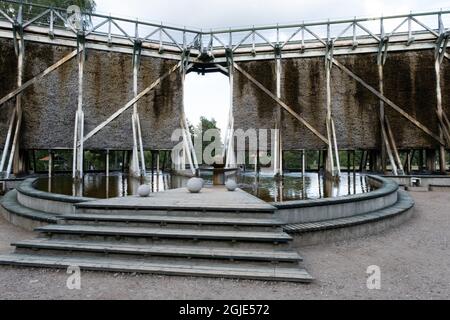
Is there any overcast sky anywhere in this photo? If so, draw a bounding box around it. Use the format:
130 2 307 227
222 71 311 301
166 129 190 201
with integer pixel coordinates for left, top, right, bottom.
96 0 449 134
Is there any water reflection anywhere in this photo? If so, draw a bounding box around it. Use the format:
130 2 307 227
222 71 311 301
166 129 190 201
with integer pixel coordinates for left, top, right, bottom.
236 172 373 202
34 172 374 203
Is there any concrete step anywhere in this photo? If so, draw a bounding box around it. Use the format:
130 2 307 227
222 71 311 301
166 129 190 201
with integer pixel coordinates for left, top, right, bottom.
0 254 314 283
61 214 284 231
0 190 60 224
36 225 293 247
74 207 276 219
13 239 302 263
284 190 414 234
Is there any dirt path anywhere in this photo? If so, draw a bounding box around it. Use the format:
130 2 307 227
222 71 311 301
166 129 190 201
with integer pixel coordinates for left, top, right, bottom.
0 192 448 300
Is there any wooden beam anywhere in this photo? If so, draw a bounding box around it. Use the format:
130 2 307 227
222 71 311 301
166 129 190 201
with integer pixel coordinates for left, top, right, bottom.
83 62 181 143
0 49 79 107
232 63 329 145
385 117 405 174
332 58 446 146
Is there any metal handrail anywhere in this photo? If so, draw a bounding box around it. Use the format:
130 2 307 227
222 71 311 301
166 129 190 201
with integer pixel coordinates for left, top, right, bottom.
0 0 448 56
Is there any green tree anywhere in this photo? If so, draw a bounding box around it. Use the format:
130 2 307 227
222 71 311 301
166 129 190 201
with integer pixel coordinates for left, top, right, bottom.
1 0 96 27
192 117 223 163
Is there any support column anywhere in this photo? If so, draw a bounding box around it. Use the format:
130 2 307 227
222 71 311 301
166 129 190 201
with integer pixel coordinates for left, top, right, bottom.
426 149 436 173
5 20 24 178
225 50 236 169
275 53 283 177
324 40 340 178
378 63 387 174
376 28 399 176
435 49 448 174
105 149 110 177
180 52 197 174
130 39 146 177
48 150 53 178
72 33 85 181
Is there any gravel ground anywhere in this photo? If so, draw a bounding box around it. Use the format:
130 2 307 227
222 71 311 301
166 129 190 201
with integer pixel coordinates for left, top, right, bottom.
0 192 448 300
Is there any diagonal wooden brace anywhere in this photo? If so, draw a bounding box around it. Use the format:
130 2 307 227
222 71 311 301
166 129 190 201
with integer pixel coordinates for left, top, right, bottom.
332 58 446 146
0 49 79 107
232 62 329 145
83 62 181 143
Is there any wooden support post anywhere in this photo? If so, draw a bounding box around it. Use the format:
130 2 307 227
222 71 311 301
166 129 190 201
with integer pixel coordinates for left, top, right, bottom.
225 60 236 169
48 150 53 178
275 55 283 177
0 108 15 174
317 150 322 173
302 149 306 177
426 149 436 173
83 62 182 143
332 58 446 146
323 43 340 179
360 151 366 172
32 150 37 174
131 43 146 177
302 149 306 199
378 63 388 173
325 54 335 178
385 118 404 174
435 54 448 174
352 150 356 176
232 63 329 144
419 150 424 172
6 36 24 179
106 149 110 177
0 50 79 108
156 151 160 174
161 151 167 172
347 150 351 176
72 38 85 181
405 150 412 175
130 112 141 176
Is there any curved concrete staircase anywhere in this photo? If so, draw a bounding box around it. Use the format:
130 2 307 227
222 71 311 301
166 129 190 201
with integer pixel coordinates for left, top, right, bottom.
0 189 314 283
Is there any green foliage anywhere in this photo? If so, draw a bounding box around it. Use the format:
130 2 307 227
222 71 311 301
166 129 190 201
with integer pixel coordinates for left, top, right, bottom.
191 117 223 163
0 0 96 28
0 0 96 13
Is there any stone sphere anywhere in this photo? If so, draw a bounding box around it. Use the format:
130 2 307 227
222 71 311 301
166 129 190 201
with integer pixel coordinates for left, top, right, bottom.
225 179 238 192
137 184 151 197
187 178 203 193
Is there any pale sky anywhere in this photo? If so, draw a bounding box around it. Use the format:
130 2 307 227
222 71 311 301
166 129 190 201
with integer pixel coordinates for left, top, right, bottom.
95 0 450 134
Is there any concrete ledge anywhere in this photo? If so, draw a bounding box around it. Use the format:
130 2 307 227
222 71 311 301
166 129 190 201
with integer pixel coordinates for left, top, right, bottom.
288 191 415 246
16 179 94 215
275 176 399 224
384 175 450 189
0 178 25 195
429 185 450 192
0 190 60 231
